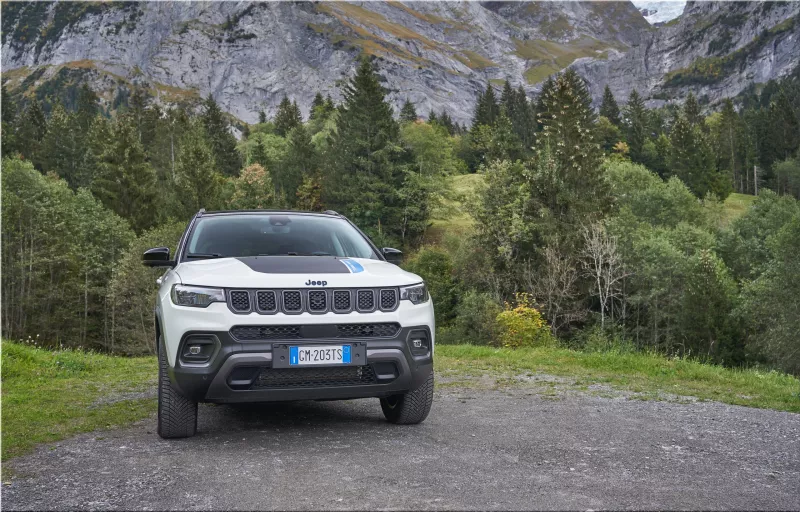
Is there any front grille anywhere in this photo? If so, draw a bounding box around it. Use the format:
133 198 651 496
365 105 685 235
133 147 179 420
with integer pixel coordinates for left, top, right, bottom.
357 290 375 311
231 325 301 340
380 289 397 310
308 290 327 312
283 291 302 312
337 323 400 338
230 291 250 312
229 322 401 341
227 288 398 315
252 365 377 389
333 290 351 312
257 291 277 312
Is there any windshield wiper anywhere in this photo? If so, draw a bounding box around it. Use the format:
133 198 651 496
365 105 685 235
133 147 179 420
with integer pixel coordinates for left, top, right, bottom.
186 252 224 259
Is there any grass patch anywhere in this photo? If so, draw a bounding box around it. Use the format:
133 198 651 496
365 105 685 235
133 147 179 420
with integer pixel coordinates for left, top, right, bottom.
455 50 497 70
426 173 483 243
721 192 757 226
436 345 800 412
1 340 157 463
513 37 611 84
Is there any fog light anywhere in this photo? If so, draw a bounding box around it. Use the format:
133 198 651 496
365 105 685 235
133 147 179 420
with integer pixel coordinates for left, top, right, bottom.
180 334 218 365
408 330 430 356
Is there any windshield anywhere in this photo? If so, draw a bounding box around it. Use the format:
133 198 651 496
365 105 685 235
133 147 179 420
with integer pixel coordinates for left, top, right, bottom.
183 214 379 260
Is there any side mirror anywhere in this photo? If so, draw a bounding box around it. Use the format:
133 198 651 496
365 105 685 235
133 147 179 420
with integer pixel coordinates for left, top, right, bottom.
143 247 175 268
382 247 403 264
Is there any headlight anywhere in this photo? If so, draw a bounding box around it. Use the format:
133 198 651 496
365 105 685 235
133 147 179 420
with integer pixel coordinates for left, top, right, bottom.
171 285 226 308
400 283 429 305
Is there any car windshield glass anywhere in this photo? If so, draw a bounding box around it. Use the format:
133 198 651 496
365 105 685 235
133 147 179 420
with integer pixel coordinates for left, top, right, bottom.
184 214 378 260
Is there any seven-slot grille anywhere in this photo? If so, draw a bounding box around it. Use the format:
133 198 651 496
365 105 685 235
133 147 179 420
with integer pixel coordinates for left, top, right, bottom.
230 323 400 341
226 288 400 314
229 291 250 312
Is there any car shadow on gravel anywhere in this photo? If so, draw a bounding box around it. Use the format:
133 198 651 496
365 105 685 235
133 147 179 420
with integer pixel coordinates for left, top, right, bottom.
198 399 387 434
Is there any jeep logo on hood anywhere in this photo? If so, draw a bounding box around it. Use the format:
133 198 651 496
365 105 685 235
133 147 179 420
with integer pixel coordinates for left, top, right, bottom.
305 280 328 286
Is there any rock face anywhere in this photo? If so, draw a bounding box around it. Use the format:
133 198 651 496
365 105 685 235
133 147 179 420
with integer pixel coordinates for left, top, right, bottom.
1 1 797 124
573 1 800 108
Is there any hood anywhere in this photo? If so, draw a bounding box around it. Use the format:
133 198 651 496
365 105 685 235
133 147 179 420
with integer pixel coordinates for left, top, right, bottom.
174 256 423 289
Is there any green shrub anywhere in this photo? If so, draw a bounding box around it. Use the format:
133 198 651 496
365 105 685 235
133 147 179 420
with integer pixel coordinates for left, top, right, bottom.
452 290 501 345
494 293 556 349
403 246 458 325
574 326 636 354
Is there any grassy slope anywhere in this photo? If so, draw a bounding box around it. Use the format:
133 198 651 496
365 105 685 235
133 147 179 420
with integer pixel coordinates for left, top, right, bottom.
426 173 482 244
721 192 758 226
1 341 157 462
437 345 800 413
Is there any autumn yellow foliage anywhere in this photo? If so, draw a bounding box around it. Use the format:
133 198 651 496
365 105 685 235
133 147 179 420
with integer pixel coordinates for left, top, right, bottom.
495 293 556 349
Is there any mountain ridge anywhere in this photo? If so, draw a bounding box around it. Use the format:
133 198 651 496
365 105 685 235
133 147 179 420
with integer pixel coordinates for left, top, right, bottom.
2 1 798 124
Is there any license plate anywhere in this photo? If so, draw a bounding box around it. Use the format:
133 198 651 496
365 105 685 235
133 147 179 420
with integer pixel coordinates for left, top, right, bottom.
290 345 351 366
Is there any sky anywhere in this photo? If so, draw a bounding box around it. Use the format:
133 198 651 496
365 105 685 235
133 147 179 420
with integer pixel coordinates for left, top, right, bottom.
630 1 687 24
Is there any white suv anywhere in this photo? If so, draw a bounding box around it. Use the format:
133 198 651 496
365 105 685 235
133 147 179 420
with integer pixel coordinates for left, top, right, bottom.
143 210 435 438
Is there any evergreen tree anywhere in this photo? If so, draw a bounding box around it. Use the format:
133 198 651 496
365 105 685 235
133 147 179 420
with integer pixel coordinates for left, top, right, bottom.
684 92 703 127
310 93 326 119
472 82 499 127
90 116 159 232
40 103 85 187
2 85 18 156
428 111 438 125
512 85 534 149
274 95 302 136
323 58 405 238
600 85 621 126
201 94 241 176
400 99 418 123
258 110 267 124
175 120 223 215
75 84 100 134
15 100 47 166
280 124 317 201
765 91 800 166
500 79 515 114
295 174 323 211
669 114 729 198
715 99 743 192
439 110 455 135
624 89 648 164
128 87 148 142
535 69 607 221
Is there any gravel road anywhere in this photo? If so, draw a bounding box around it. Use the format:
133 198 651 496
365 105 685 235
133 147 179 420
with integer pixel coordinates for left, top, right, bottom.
3 385 799 511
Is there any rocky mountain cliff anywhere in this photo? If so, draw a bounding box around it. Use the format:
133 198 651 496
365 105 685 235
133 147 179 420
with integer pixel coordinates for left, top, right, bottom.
574 1 800 109
2 1 798 124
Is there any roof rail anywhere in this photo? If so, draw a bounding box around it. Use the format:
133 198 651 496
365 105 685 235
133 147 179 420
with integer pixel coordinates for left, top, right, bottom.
322 210 340 216
197 208 206 217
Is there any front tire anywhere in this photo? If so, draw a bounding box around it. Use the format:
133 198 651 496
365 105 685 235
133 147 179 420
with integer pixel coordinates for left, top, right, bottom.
380 371 434 424
157 339 198 439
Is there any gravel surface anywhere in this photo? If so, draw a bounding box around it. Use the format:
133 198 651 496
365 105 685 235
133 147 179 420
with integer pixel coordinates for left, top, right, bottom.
3 387 799 511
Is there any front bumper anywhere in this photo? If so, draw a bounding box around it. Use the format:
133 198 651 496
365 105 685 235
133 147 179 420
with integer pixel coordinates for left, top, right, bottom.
169 327 433 403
